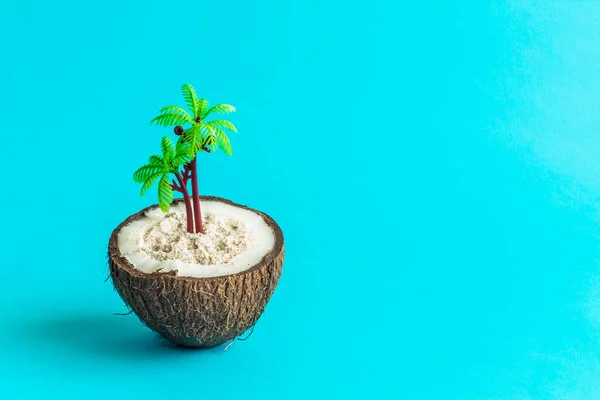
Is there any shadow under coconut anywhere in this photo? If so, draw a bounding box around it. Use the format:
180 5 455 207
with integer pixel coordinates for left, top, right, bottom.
22 312 225 361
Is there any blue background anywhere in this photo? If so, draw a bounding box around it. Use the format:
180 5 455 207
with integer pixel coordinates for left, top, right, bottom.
2 0 600 398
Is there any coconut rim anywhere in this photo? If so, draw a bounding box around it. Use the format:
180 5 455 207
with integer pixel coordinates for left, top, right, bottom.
108 196 284 282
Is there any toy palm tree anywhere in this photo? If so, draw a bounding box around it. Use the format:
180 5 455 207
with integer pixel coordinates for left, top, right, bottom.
133 84 237 234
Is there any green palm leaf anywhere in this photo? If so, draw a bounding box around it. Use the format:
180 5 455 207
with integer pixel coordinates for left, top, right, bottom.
160 105 193 121
205 119 237 133
140 171 164 195
203 134 216 151
160 136 175 161
196 98 209 119
133 165 164 183
150 105 194 127
149 113 191 127
148 155 163 166
211 126 232 156
158 174 173 212
181 84 199 117
203 104 236 119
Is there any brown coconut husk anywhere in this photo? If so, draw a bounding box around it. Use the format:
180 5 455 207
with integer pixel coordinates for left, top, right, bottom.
107 196 284 348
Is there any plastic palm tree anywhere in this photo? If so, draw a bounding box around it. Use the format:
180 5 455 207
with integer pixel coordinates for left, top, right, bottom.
133 84 237 234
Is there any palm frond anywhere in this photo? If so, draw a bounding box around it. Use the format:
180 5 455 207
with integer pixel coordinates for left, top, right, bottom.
160 136 175 161
149 105 194 127
181 84 199 117
205 119 238 133
196 99 209 120
148 155 163 166
203 134 216 151
140 171 163 195
158 174 173 212
133 165 164 183
203 104 236 119
149 113 192 127
211 126 232 156
161 105 193 121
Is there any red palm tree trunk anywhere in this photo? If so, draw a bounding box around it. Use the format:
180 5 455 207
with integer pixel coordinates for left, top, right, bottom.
175 173 194 233
190 156 204 234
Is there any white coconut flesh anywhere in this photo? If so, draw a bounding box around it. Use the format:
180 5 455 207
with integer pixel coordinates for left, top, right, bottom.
117 200 275 278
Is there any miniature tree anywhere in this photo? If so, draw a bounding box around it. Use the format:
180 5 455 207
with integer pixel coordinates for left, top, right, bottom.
133 84 237 234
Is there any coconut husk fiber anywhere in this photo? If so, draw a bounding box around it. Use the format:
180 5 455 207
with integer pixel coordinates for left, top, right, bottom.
107 196 284 348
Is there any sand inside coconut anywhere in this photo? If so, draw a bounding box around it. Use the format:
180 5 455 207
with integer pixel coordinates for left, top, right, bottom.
143 212 248 265
118 200 275 278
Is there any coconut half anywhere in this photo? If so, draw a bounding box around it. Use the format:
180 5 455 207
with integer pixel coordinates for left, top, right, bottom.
108 196 284 348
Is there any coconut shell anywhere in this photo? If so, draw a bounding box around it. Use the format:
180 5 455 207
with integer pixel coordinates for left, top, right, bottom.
107 196 284 348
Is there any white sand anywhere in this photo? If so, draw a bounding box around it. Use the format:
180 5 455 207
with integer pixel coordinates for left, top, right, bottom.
117 201 275 278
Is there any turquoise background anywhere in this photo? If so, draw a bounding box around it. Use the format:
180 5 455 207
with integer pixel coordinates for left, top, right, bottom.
2 0 600 398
